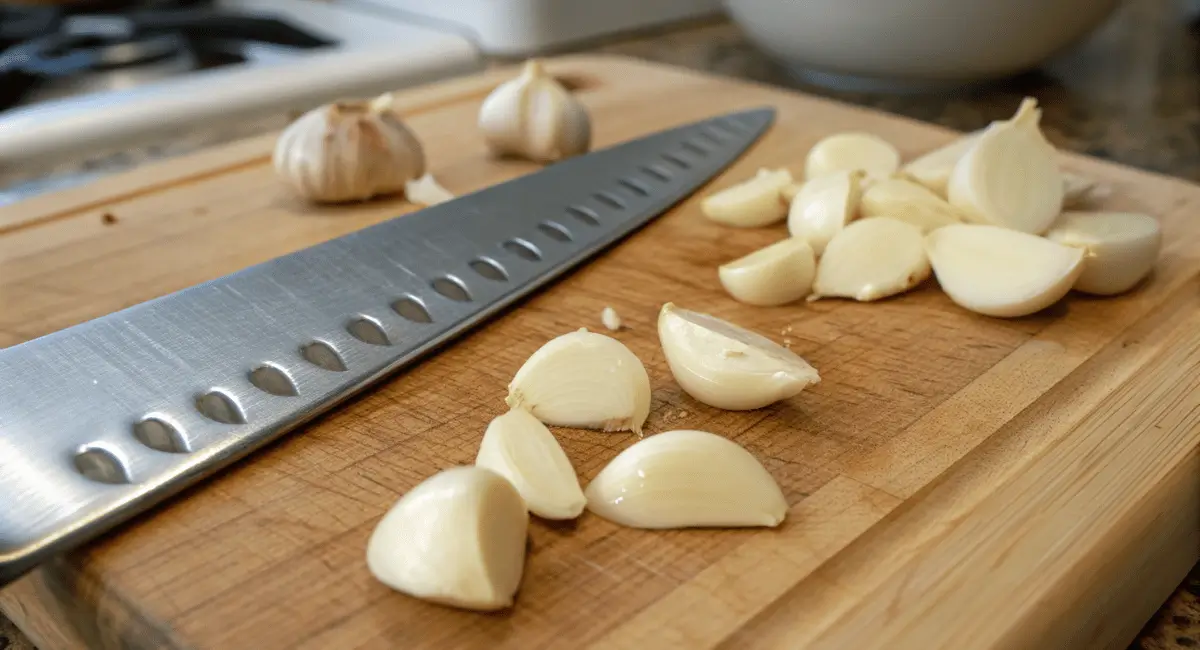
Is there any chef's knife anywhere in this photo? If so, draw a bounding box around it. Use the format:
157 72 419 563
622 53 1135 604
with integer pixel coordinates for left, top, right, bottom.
0 106 775 587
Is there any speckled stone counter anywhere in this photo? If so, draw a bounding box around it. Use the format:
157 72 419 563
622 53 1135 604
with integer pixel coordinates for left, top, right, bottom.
2 0 1199 647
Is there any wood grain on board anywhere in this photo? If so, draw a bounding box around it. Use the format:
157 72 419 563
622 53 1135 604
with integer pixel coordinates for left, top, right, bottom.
0 56 1198 650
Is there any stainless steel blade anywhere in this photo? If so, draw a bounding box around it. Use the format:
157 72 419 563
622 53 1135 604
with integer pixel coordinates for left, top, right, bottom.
0 106 774 586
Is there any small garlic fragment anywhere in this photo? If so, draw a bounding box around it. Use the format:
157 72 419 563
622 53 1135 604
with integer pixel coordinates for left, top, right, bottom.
925 223 1085 318
811 217 930 302
718 237 816 306
1061 171 1112 208
805 132 900 180
475 408 586 520
787 170 864 255
404 173 455 206
947 98 1064 234
585 429 787 529
901 130 984 197
506 329 651 434
273 95 425 204
700 168 794 227
658 302 820 411
366 466 528 611
600 306 622 331
859 176 963 232
1044 211 1162 295
478 59 591 163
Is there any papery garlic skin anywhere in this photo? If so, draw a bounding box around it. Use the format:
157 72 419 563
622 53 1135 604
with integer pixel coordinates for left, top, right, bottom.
478 59 591 163
585 429 787 529
787 170 864 255
925 224 1085 318
718 237 816 306
859 176 962 233
405 172 455 206
366 466 528 611
506 329 651 434
701 168 794 227
274 97 425 203
902 130 983 197
812 217 930 302
1044 211 1162 295
805 132 900 181
475 408 586 520
658 302 820 411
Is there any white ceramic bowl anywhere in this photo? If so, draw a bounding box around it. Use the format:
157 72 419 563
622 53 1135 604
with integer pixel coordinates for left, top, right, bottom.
724 0 1122 89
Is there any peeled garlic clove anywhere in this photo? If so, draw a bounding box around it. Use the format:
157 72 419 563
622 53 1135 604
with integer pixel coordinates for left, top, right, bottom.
718 237 816 306
404 172 455 206
585 429 787 529
658 302 819 411
811 216 930 302
1044 211 1161 296
805 132 900 180
947 98 1064 234
700 168 794 227
926 223 1085 318
859 176 962 233
273 96 426 204
787 170 864 255
478 59 591 163
901 130 984 197
475 408 586 520
1061 171 1111 208
366 466 528 611
506 329 651 434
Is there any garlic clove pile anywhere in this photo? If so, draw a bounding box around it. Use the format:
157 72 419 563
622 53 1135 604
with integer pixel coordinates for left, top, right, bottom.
478 59 591 163
658 302 820 411
811 216 930 302
1044 211 1162 295
901 130 983 197
804 132 900 181
584 429 788 529
718 237 816 306
786 169 864 255
925 223 1085 318
404 173 455 207
947 98 1064 234
366 466 528 611
273 95 426 204
700 168 794 227
859 176 963 233
475 408 586 520
506 329 651 434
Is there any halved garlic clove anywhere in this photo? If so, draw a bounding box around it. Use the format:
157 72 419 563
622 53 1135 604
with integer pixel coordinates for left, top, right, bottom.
506 329 651 434
811 216 930 302
1044 211 1162 295
925 223 1085 318
947 98 1064 234
805 132 900 181
718 237 816 306
366 466 528 611
786 169 864 255
658 302 820 411
859 176 963 232
584 429 787 529
700 168 794 227
475 408 586 520
404 172 455 206
901 130 983 197
1061 171 1111 208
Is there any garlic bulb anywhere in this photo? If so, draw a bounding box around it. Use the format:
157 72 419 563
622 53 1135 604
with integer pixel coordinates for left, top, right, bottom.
811 217 930 302
366 466 528 611
478 59 591 163
805 132 900 181
859 176 962 232
506 329 651 434
475 408 586 520
658 303 820 411
584 429 788 529
925 223 1085 318
786 170 864 255
700 168 794 227
947 98 1064 234
404 173 455 207
1044 211 1162 295
718 237 816 306
901 130 983 197
273 95 426 203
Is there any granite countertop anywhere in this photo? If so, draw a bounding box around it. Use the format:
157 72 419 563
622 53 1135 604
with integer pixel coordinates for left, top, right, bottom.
2 0 1199 648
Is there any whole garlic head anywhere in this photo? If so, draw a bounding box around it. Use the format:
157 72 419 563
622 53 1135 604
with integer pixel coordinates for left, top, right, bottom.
273 94 426 203
479 59 591 163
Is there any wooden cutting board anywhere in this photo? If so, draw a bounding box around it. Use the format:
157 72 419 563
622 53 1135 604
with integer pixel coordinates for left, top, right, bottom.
1 55 1198 650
